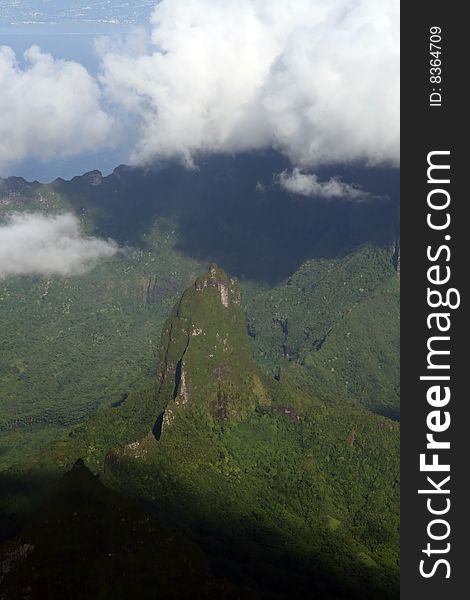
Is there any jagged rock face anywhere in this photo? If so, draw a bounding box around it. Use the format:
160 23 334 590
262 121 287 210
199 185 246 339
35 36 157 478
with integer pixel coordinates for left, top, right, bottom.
389 240 400 274
194 263 241 307
155 265 262 436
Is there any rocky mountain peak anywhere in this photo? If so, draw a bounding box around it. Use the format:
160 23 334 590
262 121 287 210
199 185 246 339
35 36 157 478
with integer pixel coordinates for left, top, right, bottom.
194 263 241 308
153 265 260 438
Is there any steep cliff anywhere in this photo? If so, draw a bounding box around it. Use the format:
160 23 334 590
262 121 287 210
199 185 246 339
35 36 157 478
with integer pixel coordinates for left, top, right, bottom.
20 264 399 599
96 265 399 599
154 264 266 437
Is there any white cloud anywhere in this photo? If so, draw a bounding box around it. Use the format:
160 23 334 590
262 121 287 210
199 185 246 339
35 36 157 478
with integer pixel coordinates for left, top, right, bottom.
276 168 371 200
0 212 118 278
0 0 399 172
99 0 399 167
0 45 114 170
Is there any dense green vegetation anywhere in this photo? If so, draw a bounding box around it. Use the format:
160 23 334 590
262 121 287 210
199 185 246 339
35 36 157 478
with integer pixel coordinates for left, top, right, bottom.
0 460 256 599
0 160 399 469
297 275 400 418
0 178 201 468
0 158 399 598
11 266 399 599
248 247 400 416
2 266 399 598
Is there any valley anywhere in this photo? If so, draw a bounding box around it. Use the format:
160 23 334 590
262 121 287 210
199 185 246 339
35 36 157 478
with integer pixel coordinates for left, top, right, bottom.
0 154 400 598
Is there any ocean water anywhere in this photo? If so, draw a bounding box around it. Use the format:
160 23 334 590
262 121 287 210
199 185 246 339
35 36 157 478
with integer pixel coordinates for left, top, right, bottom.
0 22 132 73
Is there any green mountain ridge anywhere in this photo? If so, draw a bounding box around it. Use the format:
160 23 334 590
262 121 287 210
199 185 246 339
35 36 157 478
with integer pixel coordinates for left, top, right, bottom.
0 161 399 471
248 246 400 416
155 264 260 435
0 160 399 598
11 264 400 599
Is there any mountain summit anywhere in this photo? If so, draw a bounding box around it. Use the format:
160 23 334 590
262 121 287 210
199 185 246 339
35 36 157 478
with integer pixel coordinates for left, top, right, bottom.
154 264 263 439
3 264 399 599
97 264 399 599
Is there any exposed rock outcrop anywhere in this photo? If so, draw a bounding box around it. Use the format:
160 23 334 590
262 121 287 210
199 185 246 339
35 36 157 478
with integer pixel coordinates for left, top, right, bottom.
195 263 241 308
154 264 259 438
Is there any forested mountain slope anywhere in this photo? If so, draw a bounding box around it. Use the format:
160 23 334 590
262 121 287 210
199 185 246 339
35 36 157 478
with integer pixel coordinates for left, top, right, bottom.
0 155 399 469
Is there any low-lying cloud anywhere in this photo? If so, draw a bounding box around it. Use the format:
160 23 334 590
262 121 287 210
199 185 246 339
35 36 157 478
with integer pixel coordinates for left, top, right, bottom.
277 168 372 200
0 213 118 278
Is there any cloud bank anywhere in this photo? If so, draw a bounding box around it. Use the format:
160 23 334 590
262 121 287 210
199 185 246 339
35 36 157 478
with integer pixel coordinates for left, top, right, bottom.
0 213 118 278
0 45 114 169
100 0 399 167
0 0 399 172
277 168 371 200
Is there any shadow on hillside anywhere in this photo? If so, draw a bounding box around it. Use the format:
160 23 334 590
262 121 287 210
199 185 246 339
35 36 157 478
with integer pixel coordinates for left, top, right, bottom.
0 469 58 543
376 406 400 421
143 472 399 600
0 463 399 600
55 152 399 284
